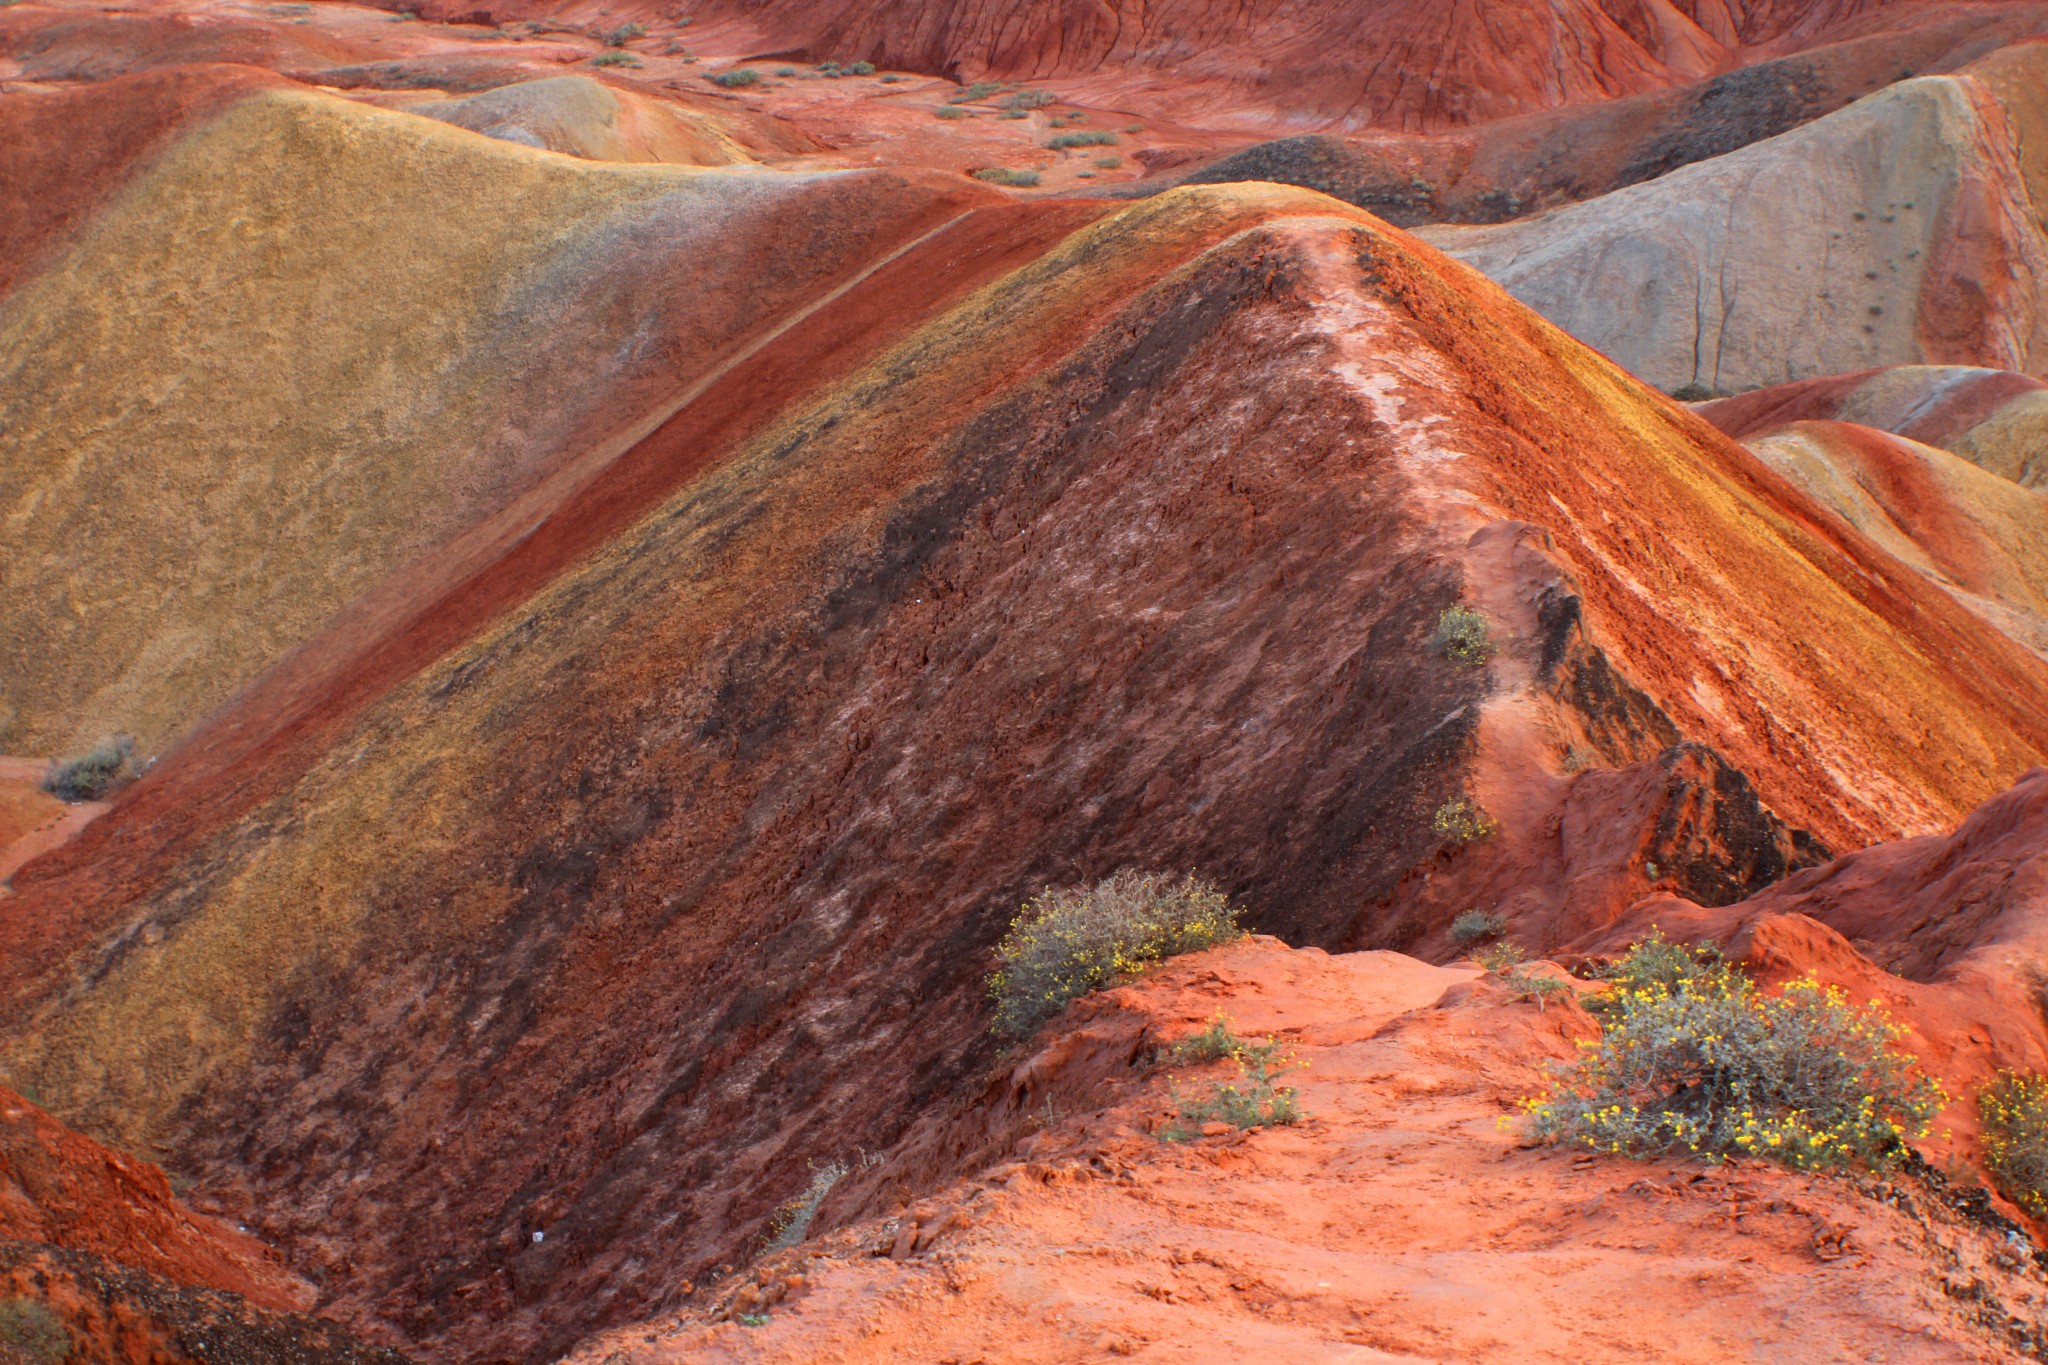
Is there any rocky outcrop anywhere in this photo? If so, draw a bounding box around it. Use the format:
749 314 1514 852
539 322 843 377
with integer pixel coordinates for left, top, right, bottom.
1421 45 2048 392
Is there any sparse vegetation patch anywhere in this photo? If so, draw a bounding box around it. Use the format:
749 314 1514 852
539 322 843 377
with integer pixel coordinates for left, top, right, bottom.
1047 130 1116 149
947 80 1004 103
1431 796 1497 845
989 870 1242 1037
1432 604 1494 664
1524 941 1942 1170
1980 1071 2048 1218
44 735 136 802
592 51 640 67
707 67 760 87
972 167 1040 187
1163 1022 1304 1139
601 20 644 46
1450 910 1508 944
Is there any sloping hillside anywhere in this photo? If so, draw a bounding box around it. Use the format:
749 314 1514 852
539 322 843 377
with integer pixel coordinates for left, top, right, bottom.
1420 45 2048 392
5 180 2047 1362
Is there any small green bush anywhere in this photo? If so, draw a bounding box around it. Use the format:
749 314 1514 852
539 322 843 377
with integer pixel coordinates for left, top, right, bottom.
935 105 970 120
764 1159 847 1251
847 60 875 75
1450 910 1507 944
1167 1014 1249 1066
1431 796 1497 845
1094 155 1122 169
1002 89 1055 111
1164 1038 1303 1139
1473 940 1526 973
602 20 644 45
1500 965 1574 1011
972 167 1040 187
1432 604 1493 664
0 1299 69 1365
989 870 1242 1037
775 65 798 76
1523 953 1942 1170
44 735 135 803
1590 929 1722 1001
1980 1071 2048 1218
707 67 760 87
947 80 1004 103
1047 130 1116 149
592 50 641 67
878 73 902 83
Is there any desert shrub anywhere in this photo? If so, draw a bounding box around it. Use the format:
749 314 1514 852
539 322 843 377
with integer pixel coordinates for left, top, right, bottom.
1591 929 1723 1001
878 73 901 83
0 1299 69 1365
775 65 798 76
1094 155 1122 169
43 735 135 803
1450 910 1508 944
1002 89 1055 111
1474 940 1526 973
763 1160 847 1251
947 80 1004 103
847 60 875 75
1500 966 1574 1010
1980 1071 2048 1218
602 20 644 45
1670 382 1727 402
1165 1039 1303 1139
592 51 640 67
989 870 1242 1037
1167 1014 1255 1066
707 67 760 87
1431 796 1497 845
1432 604 1493 664
1523 956 1942 1170
972 167 1040 187
1047 130 1116 149
934 105 970 120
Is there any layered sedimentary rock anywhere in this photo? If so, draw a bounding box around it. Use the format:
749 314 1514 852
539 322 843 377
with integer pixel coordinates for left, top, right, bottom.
5 172 2047 1361
392 0 2033 134
1167 8 2048 225
1700 364 2048 488
0 77 983 757
1421 45 2048 393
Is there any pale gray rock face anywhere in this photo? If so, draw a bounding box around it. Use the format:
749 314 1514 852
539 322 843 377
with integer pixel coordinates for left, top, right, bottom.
418 77 629 160
1420 77 2048 394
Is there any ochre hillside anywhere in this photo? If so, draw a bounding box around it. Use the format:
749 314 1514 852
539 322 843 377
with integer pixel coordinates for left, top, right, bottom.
5 2 2048 1363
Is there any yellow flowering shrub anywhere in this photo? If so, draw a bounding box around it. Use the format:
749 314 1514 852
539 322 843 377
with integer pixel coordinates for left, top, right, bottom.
1980 1071 2048 1217
988 871 1241 1037
1524 944 1942 1171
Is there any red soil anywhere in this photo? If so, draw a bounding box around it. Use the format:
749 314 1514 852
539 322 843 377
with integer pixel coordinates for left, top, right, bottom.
386 0 2032 133
566 935 2048 1364
0 1085 309 1310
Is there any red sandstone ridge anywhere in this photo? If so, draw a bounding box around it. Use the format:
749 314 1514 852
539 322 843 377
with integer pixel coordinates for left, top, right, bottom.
6 178 2047 1363
6 5 2048 1363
